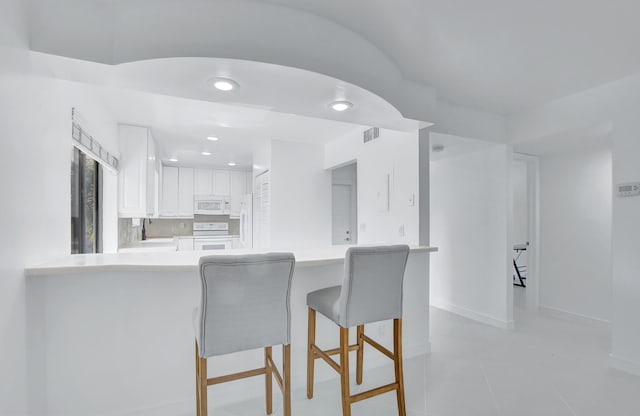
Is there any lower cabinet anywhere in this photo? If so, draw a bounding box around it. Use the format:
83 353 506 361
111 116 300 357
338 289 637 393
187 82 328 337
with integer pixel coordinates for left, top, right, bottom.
177 237 194 251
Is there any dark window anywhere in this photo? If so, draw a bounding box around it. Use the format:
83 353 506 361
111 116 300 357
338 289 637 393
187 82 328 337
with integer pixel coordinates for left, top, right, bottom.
71 147 102 254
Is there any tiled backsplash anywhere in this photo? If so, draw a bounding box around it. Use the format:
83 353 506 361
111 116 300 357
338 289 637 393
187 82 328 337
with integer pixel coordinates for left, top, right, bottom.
118 218 141 247
119 216 240 247
144 218 194 238
144 216 240 238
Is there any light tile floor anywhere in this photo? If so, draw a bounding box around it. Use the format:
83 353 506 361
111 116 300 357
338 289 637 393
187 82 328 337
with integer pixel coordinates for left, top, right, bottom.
204 295 640 416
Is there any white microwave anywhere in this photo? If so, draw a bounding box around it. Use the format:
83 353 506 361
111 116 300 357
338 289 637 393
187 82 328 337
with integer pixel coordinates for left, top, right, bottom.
194 195 230 215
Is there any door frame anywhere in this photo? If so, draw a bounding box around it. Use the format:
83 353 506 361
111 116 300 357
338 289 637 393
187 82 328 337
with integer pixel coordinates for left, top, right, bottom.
513 152 540 312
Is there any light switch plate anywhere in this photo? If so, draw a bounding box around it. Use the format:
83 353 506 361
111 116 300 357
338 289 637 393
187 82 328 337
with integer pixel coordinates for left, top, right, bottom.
617 182 640 198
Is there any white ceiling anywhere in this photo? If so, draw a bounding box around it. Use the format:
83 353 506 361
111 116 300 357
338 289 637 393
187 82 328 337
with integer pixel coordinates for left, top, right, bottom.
101 88 366 169
513 122 612 156
430 132 501 162
29 0 640 115
258 0 640 114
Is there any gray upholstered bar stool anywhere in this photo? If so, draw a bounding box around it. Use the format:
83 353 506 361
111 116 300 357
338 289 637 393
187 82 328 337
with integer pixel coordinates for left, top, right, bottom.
306 245 410 416
194 253 296 416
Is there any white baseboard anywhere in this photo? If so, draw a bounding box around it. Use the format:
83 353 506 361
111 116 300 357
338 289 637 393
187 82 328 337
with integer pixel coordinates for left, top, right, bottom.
609 354 640 377
431 298 514 330
539 304 610 326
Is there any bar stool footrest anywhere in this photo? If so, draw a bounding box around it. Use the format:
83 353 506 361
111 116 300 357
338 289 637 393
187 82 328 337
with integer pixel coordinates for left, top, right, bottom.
350 382 399 403
207 367 266 386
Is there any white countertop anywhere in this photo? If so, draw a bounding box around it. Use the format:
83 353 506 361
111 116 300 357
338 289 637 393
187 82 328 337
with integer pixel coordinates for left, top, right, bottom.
174 235 240 240
25 245 437 276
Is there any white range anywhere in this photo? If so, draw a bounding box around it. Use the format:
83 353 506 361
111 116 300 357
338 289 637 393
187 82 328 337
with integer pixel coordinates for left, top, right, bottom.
176 222 240 251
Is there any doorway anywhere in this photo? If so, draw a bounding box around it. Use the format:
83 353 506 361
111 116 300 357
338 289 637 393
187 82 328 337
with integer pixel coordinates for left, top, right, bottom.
511 153 540 312
332 163 357 245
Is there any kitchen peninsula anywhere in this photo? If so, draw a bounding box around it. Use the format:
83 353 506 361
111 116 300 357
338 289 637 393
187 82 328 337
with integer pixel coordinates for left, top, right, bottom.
25 245 436 416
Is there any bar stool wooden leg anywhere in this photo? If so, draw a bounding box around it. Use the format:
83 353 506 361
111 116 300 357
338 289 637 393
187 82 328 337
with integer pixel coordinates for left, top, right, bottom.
307 307 316 399
283 344 292 416
356 325 364 385
339 327 352 416
195 341 201 416
198 354 208 416
265 346 273 415
393 319 407 416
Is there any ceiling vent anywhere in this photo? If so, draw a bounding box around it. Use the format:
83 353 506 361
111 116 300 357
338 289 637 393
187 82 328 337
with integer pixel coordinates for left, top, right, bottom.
363 127 380 143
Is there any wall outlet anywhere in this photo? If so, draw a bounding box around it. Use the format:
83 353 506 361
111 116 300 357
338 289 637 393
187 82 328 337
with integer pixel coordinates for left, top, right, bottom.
360 222 367 232
398 224 405 237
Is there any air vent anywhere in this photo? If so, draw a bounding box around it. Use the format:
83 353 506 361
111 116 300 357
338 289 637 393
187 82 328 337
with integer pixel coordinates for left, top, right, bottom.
363 127 380 143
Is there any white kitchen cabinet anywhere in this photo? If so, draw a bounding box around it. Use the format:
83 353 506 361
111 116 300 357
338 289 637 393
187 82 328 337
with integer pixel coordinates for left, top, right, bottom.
229 170 246 218
213 170 230 195
177 237 194 251
178 167 194 217
161 166 179 216
118 125 158 218
161 166 195 217
194 168 213 196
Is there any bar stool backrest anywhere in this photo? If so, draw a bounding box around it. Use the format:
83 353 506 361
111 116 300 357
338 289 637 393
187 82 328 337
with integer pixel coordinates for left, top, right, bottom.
338 245 410 328
197 253 296 358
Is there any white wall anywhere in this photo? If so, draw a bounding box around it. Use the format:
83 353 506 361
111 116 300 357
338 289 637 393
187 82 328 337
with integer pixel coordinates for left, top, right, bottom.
430 133 512 329
0 11 119 412
269 140 332 248
610 111 640 375
0 1 30 412
538 143 612 322
325 128 421 245
508 75 640 375
512 160 529 246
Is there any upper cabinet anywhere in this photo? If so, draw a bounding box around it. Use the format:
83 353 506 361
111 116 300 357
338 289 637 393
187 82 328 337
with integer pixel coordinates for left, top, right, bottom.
194 168 213 196
178 167 194 217
213 170 230 195
160 166 250 218
161 166 194 217
161 166 179 216
118 125 158 218
194 169 231 196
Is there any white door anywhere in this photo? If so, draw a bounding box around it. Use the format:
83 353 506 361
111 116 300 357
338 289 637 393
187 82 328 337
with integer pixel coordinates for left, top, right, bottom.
332 184 353 245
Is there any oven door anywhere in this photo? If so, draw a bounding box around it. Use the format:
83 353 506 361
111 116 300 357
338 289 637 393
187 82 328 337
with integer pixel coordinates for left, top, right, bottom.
194 238 232 251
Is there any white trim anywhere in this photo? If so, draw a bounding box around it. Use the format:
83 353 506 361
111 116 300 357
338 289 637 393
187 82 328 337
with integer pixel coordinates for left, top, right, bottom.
539 305 611 326
609 354 640 377
431 298 515 330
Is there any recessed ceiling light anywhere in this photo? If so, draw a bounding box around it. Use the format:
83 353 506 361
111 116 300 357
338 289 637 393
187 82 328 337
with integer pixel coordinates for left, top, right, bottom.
211 78 239 92
331 100 353 112
202 151 211 156
227 161 237 167
207 136 220 141
169 158 178 162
